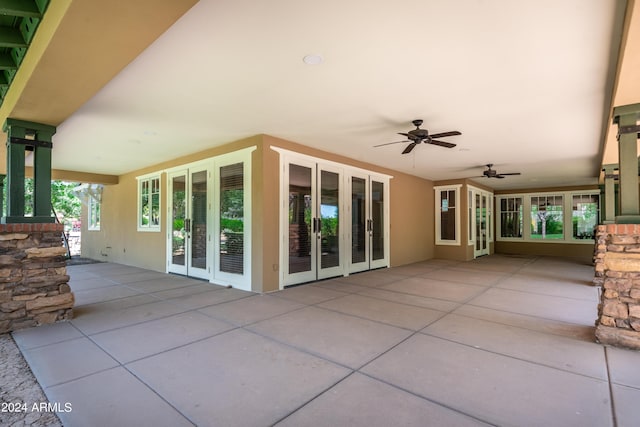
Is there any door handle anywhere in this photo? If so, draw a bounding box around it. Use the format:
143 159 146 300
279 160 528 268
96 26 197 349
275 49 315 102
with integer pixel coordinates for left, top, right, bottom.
185 218 191 233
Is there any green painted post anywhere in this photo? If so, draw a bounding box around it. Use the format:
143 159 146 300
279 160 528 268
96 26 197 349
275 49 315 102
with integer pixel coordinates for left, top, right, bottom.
5 124 26 219
613 103 640 223
2 118 56 223
602 164 617 223
33 128 54 218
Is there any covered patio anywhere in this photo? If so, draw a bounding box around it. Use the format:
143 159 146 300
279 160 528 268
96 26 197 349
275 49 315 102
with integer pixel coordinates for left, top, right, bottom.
11 255 640 426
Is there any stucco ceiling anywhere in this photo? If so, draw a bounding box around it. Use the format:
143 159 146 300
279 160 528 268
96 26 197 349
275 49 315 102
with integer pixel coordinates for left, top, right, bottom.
3 0 637 190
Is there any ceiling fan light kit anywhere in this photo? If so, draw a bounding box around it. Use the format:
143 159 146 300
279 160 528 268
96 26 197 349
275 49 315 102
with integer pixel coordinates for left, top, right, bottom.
374 119 461 154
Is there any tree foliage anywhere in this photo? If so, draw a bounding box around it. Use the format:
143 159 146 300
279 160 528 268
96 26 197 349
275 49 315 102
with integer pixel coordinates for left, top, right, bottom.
3 178 81 226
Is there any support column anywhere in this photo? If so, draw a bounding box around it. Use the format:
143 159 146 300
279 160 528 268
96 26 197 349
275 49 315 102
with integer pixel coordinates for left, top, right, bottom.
602 164 617 223
2 119 56 224
612 103 640 224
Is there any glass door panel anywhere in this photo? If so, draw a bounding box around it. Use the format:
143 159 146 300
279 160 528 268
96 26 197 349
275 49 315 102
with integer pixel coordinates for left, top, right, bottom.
318 167 342 279
169 172 187 275
288 163 314 278
188 169 209 278
350 176 368 272
370 180 386 266
481 194 488 252
475 193 481 252
320 170 339 269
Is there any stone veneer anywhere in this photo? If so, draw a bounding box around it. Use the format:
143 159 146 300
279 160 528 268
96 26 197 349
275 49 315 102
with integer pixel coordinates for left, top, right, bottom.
0 223 74 333
593 223 640 350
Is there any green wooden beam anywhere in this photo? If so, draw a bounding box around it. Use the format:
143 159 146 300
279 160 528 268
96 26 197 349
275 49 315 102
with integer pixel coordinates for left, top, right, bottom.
0 51 16 70
0 1 42 18
0 26 26 48
5 125 25 219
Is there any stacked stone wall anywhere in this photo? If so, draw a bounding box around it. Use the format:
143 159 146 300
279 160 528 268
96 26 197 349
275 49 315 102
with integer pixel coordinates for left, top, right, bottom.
594 224 640 350
0 223 74 333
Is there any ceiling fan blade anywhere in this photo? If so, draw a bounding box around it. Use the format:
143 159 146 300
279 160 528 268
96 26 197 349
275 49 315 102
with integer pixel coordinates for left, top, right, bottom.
496 175 506 179
402 142 419 154
499 172 521 176
374 140 410 147
429 131 461 139
428 139 456 148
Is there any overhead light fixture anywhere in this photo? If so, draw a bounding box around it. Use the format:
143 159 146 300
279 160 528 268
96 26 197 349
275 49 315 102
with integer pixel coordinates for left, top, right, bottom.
303 54 323 65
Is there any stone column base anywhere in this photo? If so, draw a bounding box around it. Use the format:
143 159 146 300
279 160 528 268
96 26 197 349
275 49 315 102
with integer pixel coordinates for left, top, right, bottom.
0 223 74 333
596 325 640 350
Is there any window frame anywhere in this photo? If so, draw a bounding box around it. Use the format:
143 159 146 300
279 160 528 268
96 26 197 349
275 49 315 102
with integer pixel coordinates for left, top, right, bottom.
137 173 162 232
434 184 461 246
88 194 101 231
571 193 601 241
496 190 600 244
497 195 524 241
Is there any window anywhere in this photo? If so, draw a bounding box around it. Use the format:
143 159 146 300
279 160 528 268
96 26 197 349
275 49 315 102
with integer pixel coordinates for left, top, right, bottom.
496 191 599 243
572 194 599 240
499 197 523 238
137 175 161 231
530 195 563 240
88 195 100 231
435 185 461 245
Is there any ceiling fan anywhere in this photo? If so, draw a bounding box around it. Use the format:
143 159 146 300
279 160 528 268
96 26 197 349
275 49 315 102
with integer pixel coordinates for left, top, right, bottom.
374 119 462 154
477 164 521 179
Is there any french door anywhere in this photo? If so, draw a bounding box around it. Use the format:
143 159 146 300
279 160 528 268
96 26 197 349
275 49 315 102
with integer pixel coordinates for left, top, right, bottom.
168 166 210 279
348 173 389 273
284 159 344 285
470 187 492 258
280 150 390 288
165 148 254 290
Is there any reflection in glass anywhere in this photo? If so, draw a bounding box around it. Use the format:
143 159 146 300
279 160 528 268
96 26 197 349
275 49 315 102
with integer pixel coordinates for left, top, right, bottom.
351 177 366 264
440 190 456 241
530 195 563 240
289 164 312 274
151 178 160 226
500 197 523 238
481 195 488 250
320 170 340 269
572 194 599 239
191 171 208 269
372 181 384 260
476 194 481 251
171 175 186 266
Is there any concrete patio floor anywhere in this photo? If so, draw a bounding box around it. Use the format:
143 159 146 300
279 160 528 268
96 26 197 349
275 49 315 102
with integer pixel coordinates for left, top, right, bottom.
11 255 640 426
